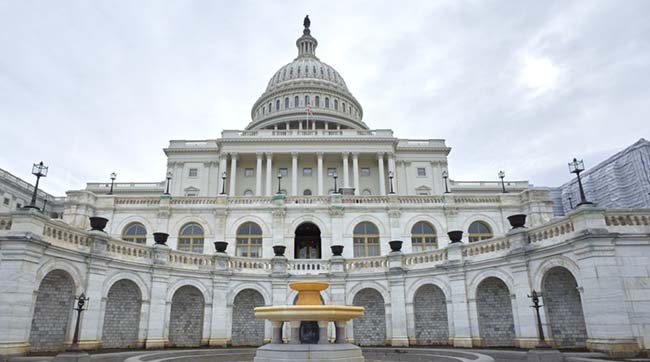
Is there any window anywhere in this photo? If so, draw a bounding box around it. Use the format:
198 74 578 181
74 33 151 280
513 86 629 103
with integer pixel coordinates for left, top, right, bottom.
468 221 493 242
305 95 310 106
185 192 197 197
178 223 204 253
362 189 372 195
303 168 312 176
327 168 337 176
268 102 272 113
325 97 329 108
342 102 346 112
334 99 338 110
353 222 380 257
276 99 280 111
244 168 254 177
16 203 22 209
294 96 300 107
285 97 289 109
189 168 198 177
236 222 263 258
361 168 371 177
279 168 288 177
122 222 147 244
303 189 312 196
417 167 426 177
411 222 437 252
315 96 320 107
243 189 254 196
3 198 9 205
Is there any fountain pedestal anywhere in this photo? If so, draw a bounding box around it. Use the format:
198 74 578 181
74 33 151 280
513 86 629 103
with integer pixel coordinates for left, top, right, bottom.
254 282 365 362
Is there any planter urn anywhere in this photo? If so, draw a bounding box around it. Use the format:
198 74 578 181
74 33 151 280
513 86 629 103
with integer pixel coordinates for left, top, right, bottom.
507 214 527 229
448 230 463 243
153 232 169 245
273 245 286 257
214 241 228 253
388 240 403 252
89 216 108 232
331 245 344 256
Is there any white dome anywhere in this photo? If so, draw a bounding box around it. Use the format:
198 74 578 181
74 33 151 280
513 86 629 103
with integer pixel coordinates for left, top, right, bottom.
265 58 349 93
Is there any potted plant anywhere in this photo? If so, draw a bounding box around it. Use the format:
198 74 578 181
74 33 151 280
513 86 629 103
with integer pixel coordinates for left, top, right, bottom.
388 240 403 252
331 245 344 256
214 241 228 253
273 245 286 257
507 214 527 229
153 232 169 245
447 230 463 243
89 216 109 231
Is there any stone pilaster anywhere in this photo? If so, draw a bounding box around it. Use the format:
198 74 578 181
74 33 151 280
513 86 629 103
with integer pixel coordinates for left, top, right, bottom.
208 277 230 346
387 252 408 346
448 271 473 347
144 267 170 349
78 230 110 350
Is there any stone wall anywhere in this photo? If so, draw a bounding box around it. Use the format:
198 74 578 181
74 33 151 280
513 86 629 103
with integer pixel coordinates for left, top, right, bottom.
101 279 142 349
476 277 515 347
543 267 587 347
231 289 265 346
168 286 204 347
413 284 449 345
28 270 75 352
353 288 386 346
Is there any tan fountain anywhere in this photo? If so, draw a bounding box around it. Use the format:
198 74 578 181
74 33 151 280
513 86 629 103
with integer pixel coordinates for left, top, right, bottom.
253 281 365 362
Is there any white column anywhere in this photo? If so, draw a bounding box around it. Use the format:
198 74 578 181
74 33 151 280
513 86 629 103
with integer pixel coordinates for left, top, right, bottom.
255 152 263 196
377 152 386 196
266 153 273 196
218 156 227 195
352 152 360 195
317 152 324 196
291 152 298 196
229 153 238 196
388 153 396 194
342 152 350 189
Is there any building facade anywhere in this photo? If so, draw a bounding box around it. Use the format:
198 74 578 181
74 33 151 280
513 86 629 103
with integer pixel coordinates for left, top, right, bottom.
1 17 649 358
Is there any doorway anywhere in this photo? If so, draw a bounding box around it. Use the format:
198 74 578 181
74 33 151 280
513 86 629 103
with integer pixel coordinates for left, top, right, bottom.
294 222 321 259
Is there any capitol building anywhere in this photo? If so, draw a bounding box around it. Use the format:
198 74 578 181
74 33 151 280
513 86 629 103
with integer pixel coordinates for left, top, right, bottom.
1 17 649 358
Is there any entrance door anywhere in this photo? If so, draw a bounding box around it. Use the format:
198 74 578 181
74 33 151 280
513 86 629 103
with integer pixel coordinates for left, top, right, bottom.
294 222 321 259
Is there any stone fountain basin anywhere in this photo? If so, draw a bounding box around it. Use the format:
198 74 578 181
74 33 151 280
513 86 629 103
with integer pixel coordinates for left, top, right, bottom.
254 305 364 322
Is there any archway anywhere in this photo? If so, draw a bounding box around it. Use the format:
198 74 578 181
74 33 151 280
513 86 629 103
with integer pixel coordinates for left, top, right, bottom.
413 284 449 345
231 289 265 346
352 288 386 346
101 279 142 349
542 267 587 348
168 285 204 347
476 277 515 347
294 222 321 259
29 270 75 352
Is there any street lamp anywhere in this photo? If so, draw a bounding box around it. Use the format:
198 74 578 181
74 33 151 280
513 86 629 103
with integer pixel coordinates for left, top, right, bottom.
165 171 172 195
528 290 550 349
568 158 592 206
332 171 338 194
442 170 450 194
277 172 283 194
25 161 48 209
388 170 395 194
108 172 117 195
67 293 89 352
220 171 227 195
498 170 507 193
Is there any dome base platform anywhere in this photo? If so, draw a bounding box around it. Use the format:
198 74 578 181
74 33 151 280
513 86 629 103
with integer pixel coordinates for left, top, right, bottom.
253 343 364 362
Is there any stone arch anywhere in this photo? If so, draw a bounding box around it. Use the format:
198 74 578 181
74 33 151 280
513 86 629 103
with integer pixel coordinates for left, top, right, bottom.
29 269 75 352
170 216 212 238
102 272 150 302
228 283 271 306
476 277 515 347
402 214 444 239
101 279 142 349
413 284 449 345
346 281 390 306
287 214 331 238
166 279 211 304
113 216 154 240
344 215 388 237
532 257 581 292
461 214 501 239
227 215 271 238
352 288 386 346
168 285 204 347
542 267 587 348
231 289 266 346
468 269 515 300
406 277 451 303
34 259 84 295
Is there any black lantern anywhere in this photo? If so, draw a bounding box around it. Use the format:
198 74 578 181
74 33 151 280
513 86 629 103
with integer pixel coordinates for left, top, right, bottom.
388 170 395 194
67 293 89 352
442 170 450 194
25 161 48 210
277 172 283 194
108 172 117 195
220 171 227 195
568 158 592 206
165 171 172 195
498 170 507 193
332 171 338 194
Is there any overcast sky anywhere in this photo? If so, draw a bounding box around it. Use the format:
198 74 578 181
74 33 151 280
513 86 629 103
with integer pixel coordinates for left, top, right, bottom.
1 0 648 195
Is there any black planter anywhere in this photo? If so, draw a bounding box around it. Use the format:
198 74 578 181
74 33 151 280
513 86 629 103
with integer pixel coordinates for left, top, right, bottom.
448 230 463 243
153 232 169 245
507 214 527 229
214 241 228 253
331 245 344 256
89 216 108 231
388 240 403 252
273 245 286 257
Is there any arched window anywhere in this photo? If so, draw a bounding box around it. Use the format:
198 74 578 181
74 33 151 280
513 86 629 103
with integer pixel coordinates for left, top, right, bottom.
362 189 372 196
468 221 493 242
294 96 300 107
305 95 310 106
342 102 346 112
236 222 263 257
325 97 330 108
334 99 338 110
178 223 204 253
276 99 280 111
268 102 272 113
303 189 312 196
122 222 147 244
353 222 380 257
411 222 437 251
243 189 254 196
315 96 320 107
285 97 289 109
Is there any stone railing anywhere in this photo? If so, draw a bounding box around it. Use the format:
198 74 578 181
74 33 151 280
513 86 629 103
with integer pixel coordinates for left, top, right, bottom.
398 196 444 204
604 210 650 229
115 198 161 206
462 236 512 257
403 249 448 268
106 238 152 259
42 221 91 249
528 218 575 243
228 256 272 273
171 197 223 205
221 129 395 139
285 196 331 205
228 197 273 205
344 255 389 272
168 250 214 269
341 196 390 204
288 259 330 274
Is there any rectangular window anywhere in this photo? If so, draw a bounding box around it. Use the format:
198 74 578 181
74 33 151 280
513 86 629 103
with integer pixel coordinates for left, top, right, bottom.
189 168 198 177
417 167 426 177
361 168 371 177
327 168 337 176
3 198 9 205
279 168 288 177
244 168 254 177
303 168 312 176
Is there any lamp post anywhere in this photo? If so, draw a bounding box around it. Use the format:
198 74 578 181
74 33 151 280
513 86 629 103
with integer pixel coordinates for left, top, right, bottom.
568 158 592 206
108 172 117 195
220 171 227 195
67 293 89 352
333 171 338 194
442 170 450 194
165 171 172 195
277 172 283 194
498 170 507 193
528 290 550 349
388 171 395 194
25 161 48 210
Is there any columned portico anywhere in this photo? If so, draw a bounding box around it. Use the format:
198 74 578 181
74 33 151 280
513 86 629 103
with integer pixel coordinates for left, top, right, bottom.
342 152 350 189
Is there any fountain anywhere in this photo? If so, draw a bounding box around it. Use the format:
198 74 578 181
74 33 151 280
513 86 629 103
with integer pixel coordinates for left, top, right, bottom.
253 281 365 362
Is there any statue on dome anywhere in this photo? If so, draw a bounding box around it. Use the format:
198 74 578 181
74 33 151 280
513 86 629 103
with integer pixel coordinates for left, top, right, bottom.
303 15 310 29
